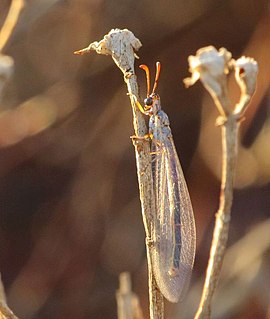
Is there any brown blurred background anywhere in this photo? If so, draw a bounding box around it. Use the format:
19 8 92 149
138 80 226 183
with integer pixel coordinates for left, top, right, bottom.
0 0 270 318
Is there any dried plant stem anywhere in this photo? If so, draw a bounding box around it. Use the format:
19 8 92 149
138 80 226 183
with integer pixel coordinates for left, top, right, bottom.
0 3 23 317
75 29 164 319
195 116 239 319
184 46 258 319
0 274 19 319
116 272 144 319
0 302 19 319
126 66 165 319
0 0 24 52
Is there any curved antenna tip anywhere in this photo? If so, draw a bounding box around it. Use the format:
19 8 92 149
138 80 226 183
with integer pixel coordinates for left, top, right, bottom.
139 64 148 70
152 61 161 94
139 64 151 97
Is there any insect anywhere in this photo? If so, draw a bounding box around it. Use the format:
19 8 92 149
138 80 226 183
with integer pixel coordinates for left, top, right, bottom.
135 62 196 303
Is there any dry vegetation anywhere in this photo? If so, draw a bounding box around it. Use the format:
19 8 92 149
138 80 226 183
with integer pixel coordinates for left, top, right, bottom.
0 1 270 319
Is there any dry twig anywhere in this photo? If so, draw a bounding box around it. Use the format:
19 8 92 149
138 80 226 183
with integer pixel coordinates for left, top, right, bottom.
0 2 24 317
0 0 24 52
184 46 258 319
0 274 18 319
75 28 164 319
116 272 144 319
0 0 21 100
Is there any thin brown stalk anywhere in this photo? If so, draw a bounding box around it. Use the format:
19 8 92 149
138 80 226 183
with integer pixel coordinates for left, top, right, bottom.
74 29 164 319
194 116 239 319
0 0 24 52
116 272 144 319
184 46 258 319
0 274 19 319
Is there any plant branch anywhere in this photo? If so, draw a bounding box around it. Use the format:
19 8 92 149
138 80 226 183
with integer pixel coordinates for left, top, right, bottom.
75 29 164 319
194 116 239 319
0 0 24 52
0 274 19 319
116 272 144 319
184 46 258 319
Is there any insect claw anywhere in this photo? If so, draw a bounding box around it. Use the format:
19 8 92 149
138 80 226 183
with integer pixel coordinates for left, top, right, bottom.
150 150 162 155
130 133 151 142
127 93 148 115
124 70 134 80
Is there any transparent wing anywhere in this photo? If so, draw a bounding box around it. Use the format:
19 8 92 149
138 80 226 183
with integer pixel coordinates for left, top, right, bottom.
151 136 196 303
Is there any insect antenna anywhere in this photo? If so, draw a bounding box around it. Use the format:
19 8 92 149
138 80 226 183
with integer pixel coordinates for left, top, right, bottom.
152 61 161 94
139 64 151 97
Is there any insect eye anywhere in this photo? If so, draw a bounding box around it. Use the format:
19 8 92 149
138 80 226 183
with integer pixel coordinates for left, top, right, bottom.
144 97 153 106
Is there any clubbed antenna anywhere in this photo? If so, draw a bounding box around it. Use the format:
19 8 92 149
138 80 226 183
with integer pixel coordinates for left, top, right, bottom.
152 61 161 94
140 62 161 96
139 64 151 97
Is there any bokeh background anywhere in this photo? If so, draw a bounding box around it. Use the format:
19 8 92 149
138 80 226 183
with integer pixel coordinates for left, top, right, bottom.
0 0 270 318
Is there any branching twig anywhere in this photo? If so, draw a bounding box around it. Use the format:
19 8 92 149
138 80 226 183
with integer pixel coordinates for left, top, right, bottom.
75 29 164 319
116 272 144 319
184 46 258 319
0 0 23 101
0 3 24 316
0 274 19 319
0 53 14 100
0 0 24 52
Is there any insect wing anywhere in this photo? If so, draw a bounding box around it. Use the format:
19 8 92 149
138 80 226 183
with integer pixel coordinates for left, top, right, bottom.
151 137 196 303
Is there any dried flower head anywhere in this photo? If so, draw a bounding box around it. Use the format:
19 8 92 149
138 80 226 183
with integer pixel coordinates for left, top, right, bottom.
234 57 258 97
0 54 14 98
184 46 232 97
74 29 142 75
